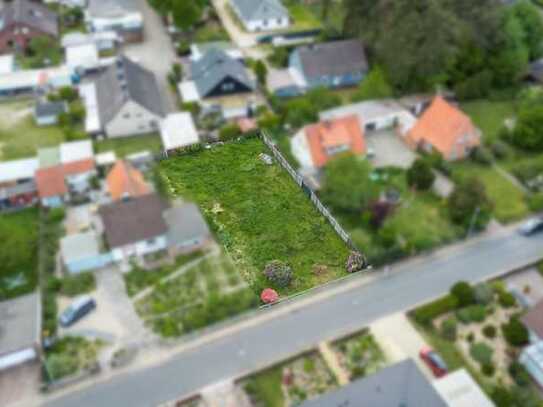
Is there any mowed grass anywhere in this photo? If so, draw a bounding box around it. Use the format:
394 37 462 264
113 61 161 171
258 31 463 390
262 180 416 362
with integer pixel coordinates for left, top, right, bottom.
0 208 40 300
461 100 516 144
452 163 529 223
95 133 162 157
286 1 323 30
159 137 350 295
0 100 65 161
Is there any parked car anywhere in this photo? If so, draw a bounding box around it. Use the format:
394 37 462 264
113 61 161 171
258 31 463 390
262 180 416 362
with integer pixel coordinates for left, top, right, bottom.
518 217 543 236
420 347 448 377
59 296 96 327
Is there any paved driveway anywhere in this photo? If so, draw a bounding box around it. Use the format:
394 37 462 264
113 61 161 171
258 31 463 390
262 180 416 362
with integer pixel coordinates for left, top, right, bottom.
366 130 417 169
0 362 40 407
212 0 257 48
123 0 177 113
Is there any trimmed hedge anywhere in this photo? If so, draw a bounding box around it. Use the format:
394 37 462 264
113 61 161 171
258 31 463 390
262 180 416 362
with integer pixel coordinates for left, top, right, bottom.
411 295 458 326
456 305 487 324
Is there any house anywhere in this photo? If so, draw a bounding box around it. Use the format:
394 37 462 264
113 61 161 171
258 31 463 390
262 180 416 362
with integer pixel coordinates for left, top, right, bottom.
160 112 199 156
320 100 417 134
92 56 165 137
0 181 37 211
520 341 543 388
190 42 243 62
86 0 144 43
180 49 254 102
0 157 38 188
0 54 15 74
522 299 543 342
34 101 66 126
0 65 74 97
35 165 68 207
433 369 495 407
65 42 100 74
527 58 543 83
230 0 290 32
60 231 112 274
289 40 369 90
0 0 59 53
0 292 41 371
403 96 481 161
99 193 169 264
291 115 366 171
162 202 212 256
106 159 150 201
299 359 446 407
267 68 302 98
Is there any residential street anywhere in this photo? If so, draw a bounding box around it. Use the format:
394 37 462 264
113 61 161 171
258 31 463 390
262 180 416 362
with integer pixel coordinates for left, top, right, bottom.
42 222 543 407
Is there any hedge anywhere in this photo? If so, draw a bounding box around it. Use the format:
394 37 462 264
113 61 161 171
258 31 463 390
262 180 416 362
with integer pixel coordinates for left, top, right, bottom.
411 294 458 326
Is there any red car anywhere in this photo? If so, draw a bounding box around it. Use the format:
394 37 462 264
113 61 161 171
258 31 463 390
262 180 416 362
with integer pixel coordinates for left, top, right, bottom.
420 347 448 377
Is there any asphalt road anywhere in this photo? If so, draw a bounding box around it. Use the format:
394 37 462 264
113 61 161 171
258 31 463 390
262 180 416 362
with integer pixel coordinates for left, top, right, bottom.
44 226 543 407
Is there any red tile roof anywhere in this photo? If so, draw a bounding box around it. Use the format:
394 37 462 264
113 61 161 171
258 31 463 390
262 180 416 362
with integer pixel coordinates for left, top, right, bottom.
305 115 365 168
35 166 67 198
522 300 543 339
407 96 480 159
106 160 150 201
63 158 95 176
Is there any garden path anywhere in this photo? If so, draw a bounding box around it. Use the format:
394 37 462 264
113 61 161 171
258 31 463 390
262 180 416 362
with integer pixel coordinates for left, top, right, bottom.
318 342 350 386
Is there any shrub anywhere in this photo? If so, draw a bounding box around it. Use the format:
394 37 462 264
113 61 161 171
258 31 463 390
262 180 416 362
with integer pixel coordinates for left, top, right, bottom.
469 342 493 365
219 123 242 141
411 295 458 325
60 273 96 297
502 318 529 347
498 291 516 308
406 159 435 190
482 324 497 339
466 332 475 343
471 146 494 165
440 317 457 341
456 305 487 324
450 281 475 307
482 363 495 377
509 361 531 387
345 251 367 273
263 260 293 288
46 353 79 380
447 178 493 229
490 140 512 159
527 193 543 211
473 282 494 305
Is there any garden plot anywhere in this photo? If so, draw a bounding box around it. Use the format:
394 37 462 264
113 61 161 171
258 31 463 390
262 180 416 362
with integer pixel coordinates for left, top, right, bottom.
331 330 386 381
159 137 350 296
135 252 259 337
243 352 338 407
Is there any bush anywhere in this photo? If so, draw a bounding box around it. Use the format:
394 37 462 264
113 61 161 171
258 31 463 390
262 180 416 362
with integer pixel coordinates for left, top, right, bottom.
447 178 493 230
471 146 494 165
502 317 529 347
46 353 79 380
469 342 493 365
456 305 487 324
527 193 543 211
450 281 475 307
482 363 495 377
219 123 242 141
498 290 516 308
490 140 512 160
263 260 293 288
509 361 531 387
60 273 96 297
482 324 497 339
406 159 435 190
441 317 457 341
466 332 475 343
411 295 458 325
473 282 494 305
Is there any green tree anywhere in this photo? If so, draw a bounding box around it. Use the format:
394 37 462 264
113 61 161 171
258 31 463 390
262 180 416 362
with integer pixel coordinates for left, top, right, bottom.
321 154 378 213
254 60 268 86
450 281 475 307
406 159 435 190
510 105 543 151
351 67 393 102
447 177 493 229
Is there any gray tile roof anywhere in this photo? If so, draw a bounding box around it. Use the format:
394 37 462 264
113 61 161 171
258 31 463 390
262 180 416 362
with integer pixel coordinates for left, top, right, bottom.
231 0 288 22
163 203 210 247
296 39 369 80
94 56 165 127
0 0 59 37
0 292 40 356
87 0 138 18
299 359 447 407
190 49 253 98
99 193 168 249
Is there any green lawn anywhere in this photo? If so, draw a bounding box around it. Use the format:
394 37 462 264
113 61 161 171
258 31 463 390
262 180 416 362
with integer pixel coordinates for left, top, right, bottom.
0 101 65 161
0 209 40 300
461 100 517 144
159 137 350 295
285 1 323 30
94 133 162 157
244 366 284 407
452 163 529 223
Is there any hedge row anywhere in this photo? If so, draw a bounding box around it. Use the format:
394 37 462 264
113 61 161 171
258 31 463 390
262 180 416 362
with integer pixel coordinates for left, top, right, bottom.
411 294 459 326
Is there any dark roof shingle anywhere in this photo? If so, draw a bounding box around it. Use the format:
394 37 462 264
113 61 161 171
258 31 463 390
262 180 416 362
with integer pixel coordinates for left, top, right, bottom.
0 0 58 37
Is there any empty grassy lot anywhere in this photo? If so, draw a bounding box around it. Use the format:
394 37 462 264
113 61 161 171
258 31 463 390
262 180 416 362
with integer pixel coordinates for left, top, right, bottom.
461 100 517 144
0 100 65 161
0 208 40 300
159 137 350 295
94 133 162 157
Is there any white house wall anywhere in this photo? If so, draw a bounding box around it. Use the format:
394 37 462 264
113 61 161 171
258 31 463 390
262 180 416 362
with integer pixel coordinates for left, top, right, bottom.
0 348 37 370
111 235 167 262
291 130 314 170
105 100 162 138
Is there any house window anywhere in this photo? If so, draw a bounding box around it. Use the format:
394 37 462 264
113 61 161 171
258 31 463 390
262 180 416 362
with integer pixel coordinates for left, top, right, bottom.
123 113 131 119
147 238 156 245
326 144 349 156
222 82 235 92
